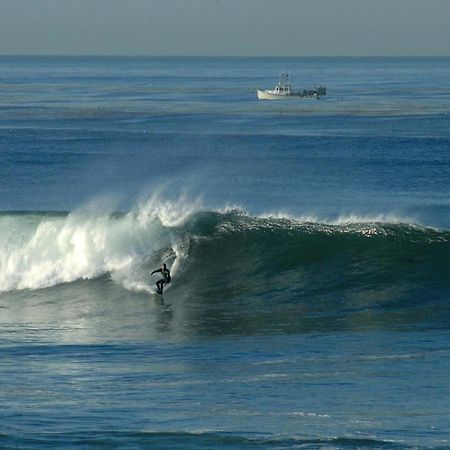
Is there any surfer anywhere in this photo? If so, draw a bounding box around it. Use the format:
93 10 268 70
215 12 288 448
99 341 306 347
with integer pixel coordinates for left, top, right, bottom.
151 264 171 294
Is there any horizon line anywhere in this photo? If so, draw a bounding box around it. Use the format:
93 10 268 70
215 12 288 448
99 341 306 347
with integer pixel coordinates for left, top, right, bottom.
1 53 449 59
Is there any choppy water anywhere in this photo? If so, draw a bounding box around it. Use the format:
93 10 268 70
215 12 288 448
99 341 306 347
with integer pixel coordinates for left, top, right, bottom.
1 56 450 449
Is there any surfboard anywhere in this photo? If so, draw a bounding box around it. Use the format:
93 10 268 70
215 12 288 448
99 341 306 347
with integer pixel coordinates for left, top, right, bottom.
150 290 163 297
150 291 164 305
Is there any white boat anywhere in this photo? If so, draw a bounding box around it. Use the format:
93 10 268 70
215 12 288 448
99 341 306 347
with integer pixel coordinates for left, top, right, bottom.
257 73 326 100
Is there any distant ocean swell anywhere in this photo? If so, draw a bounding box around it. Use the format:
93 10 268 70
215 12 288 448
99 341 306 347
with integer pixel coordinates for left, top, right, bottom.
1 199 449 306
0 431 421 450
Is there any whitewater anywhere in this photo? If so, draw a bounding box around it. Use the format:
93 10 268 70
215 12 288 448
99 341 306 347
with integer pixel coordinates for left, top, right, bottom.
0 195 192 293
1 56 450 449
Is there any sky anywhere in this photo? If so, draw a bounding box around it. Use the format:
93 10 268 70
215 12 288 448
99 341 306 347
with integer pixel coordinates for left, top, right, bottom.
0 0 449 57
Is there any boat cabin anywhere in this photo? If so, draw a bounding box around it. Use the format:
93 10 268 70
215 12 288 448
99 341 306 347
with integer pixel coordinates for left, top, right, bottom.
274 73 292 95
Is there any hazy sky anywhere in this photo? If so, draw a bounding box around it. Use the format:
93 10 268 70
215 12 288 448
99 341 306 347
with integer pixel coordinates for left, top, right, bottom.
1 0 449 56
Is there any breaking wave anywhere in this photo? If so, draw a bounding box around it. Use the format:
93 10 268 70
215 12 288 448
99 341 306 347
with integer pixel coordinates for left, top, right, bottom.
1 197 449 311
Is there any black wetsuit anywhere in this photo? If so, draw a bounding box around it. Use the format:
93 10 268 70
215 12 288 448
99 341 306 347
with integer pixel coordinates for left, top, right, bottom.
151 267 171 294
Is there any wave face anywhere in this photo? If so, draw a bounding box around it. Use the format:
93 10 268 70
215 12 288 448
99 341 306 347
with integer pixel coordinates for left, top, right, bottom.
1 200 450 328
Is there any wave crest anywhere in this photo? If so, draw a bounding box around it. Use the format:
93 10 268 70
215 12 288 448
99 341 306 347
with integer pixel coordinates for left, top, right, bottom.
0 202 449 295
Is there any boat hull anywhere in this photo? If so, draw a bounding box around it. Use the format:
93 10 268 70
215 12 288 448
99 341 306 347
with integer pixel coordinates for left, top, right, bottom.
256 89 318 100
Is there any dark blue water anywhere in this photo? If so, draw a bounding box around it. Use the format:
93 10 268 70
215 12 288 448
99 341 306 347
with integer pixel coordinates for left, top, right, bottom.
1 56 450 449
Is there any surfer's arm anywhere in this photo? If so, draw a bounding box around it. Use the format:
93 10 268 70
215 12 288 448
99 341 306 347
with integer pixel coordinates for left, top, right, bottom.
151 269 162 275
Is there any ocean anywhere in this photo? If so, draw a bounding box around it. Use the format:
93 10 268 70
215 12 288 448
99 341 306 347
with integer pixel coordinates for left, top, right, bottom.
1 56 450 449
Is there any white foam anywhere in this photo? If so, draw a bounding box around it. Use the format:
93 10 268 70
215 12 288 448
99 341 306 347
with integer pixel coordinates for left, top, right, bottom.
0 193 196 293
258 210 419 226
